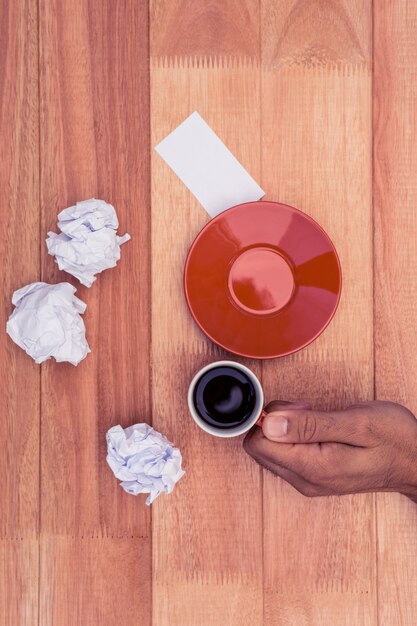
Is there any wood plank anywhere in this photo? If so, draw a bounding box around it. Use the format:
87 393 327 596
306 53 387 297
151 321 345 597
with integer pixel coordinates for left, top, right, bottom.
0 539 39 626
260 1 375 624
373 1 417 624
150 2 263 624
39 537 149 625
151 0 259 58
0 0 40 623
38 1 151 624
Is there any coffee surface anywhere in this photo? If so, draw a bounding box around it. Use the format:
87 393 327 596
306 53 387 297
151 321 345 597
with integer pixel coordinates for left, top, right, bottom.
193 366 256 429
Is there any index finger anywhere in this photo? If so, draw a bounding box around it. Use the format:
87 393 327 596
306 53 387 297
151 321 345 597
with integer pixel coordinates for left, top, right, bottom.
244 426 319 477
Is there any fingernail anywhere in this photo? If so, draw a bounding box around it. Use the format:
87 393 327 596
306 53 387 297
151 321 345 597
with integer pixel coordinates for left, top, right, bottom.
264 415 288 438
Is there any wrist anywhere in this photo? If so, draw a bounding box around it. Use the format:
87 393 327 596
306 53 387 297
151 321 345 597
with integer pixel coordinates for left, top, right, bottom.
401 460 417 504
402 425 417 503
404 490 417 504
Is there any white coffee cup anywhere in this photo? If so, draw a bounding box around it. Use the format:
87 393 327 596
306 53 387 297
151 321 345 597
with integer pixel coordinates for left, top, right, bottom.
187 360 265 438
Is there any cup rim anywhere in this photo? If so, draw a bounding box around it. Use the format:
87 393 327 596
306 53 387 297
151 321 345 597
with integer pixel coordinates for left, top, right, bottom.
187 360 264 438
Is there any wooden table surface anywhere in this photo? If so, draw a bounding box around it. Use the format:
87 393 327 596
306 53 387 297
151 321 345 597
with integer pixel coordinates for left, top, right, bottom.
1 1 417 624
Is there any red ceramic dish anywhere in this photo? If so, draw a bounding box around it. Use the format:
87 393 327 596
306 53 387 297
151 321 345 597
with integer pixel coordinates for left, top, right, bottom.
184 201 342 359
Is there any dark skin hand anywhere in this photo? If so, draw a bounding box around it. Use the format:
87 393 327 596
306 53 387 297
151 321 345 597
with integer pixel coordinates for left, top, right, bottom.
243 401 417 504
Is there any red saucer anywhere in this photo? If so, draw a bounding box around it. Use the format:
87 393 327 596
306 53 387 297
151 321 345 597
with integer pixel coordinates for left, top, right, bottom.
184 201 342 359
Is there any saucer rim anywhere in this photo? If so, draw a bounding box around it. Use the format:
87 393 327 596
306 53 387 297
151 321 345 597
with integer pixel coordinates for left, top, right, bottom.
183 200 343 360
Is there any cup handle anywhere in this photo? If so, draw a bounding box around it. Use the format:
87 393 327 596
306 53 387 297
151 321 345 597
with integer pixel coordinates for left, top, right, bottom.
256 409 267 426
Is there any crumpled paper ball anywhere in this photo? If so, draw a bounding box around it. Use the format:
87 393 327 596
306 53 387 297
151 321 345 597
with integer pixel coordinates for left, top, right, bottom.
106 423 185 505
46 198 131 288
6 282 90 365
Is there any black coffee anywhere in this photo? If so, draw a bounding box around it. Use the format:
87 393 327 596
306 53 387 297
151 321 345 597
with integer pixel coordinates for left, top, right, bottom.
193 366 257 429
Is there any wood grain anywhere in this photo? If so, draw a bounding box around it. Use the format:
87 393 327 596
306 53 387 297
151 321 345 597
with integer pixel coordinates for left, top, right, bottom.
374 1 417 624
151 0 259 59
262 0 370 68
39 537 149 624
0 0 40 623
0 538 39 626
260 1 375 624
39 1 151 624
150 2 263 624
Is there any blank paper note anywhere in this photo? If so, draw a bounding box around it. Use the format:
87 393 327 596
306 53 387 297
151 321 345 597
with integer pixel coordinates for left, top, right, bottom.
155 111 265 217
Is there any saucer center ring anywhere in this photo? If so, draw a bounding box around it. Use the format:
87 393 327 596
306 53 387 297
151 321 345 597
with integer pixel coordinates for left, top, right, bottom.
228 247 294 315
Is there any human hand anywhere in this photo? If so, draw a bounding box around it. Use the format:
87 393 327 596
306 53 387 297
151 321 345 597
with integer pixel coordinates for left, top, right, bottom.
243 401 417 503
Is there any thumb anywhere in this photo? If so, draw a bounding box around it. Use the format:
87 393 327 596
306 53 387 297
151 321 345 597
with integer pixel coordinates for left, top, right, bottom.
262 408 367 445
257 400 312 426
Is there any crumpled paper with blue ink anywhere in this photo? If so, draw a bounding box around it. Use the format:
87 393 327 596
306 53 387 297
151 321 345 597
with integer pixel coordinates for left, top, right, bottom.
6 282 90 365
106 423 185 505
46 198 130 287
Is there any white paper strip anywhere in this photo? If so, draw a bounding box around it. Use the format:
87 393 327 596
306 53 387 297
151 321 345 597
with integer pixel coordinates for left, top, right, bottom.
155 111 264 217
